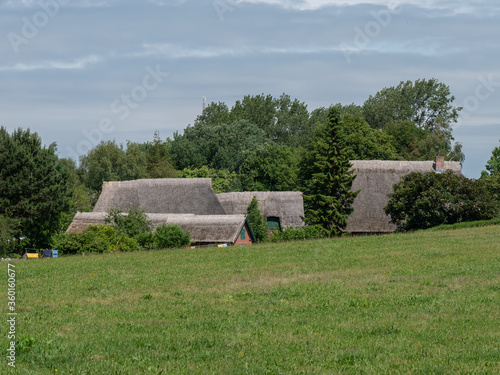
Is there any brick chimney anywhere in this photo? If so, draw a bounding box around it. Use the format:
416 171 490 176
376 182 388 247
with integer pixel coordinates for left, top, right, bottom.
435 156 445 172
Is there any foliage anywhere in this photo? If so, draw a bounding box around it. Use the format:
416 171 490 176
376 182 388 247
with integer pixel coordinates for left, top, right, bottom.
308 109 398 160
363 78 462 131
385 170 498 231
104 209 152 238
153 225 190 249
363 79 464 161
179 166 239 193
239 144 300 191
269 224 330 242
479 140 500 208
171 120 269 172
51 225 140 254
196 93 311 148
0 215 18 256
245 196 268 242
481 139 500 176
133 131 178 178
301 108 359 236
78 140 148 192
0 127 71 250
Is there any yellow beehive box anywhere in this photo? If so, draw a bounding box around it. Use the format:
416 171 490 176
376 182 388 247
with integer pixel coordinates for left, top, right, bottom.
26 253 39 259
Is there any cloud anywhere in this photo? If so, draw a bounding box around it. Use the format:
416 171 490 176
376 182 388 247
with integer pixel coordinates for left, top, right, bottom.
234 0 499 13
0 55 102 71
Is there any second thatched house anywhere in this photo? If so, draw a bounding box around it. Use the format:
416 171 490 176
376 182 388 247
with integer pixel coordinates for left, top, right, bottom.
345 157 463 233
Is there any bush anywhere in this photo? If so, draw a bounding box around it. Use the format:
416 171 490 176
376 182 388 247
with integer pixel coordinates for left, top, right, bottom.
52 225 140 255
245 196 268 242
385 170 498 231
153 225 190 249
270 225 329 242
105 208 152 238
135 231 156 249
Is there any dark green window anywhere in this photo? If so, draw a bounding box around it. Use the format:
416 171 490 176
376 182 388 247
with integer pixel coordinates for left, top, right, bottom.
267 217 281 231
241 228 246 240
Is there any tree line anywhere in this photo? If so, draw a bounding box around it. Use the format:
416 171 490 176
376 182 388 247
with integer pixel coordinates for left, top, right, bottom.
1 78 499 254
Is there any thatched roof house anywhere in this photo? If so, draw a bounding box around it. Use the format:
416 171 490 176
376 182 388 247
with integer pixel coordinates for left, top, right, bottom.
66 212 255 246
93 178 226 215
345 159 463 233
216 191 305 229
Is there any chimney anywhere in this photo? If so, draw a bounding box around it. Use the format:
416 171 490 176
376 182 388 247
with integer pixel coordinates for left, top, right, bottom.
435 156 445 172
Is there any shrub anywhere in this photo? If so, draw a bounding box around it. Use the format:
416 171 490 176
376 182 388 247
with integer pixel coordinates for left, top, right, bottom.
153 225 190 249
135 231 156 250
245 196 268 242
385 170 498 231
105 208 152 238
52 225 140 254
270 225 329 242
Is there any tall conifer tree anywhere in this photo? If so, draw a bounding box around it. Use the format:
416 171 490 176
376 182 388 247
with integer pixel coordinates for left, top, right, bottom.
302 108 358 236
245 196 268 242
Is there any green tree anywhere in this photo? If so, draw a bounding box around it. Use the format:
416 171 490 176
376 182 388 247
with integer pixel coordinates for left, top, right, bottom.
301 108 359 235
481 140 500 176
170 120 269 171
363 79 463 161
385 171 498 231
308 108 398 160
194 102 231 126
179 166 239 193
480 140 500 210
198 94 311 147
363 78 462 131
78 140 148 192
134 131 178 178
0 127 70 249
0 215 18 255
239 144 300 191
245 196 268 242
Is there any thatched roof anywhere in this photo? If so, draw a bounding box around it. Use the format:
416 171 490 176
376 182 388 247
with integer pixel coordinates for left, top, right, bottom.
216 191 304 228
345 160 463 233
66 212 253 244
93 178 226 215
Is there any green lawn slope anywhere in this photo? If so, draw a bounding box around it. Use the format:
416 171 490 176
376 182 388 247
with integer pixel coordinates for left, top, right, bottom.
2 225 499 374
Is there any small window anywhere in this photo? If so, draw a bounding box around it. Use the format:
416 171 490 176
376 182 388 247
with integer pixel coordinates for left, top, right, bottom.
241 228 246 240
267 217 281 231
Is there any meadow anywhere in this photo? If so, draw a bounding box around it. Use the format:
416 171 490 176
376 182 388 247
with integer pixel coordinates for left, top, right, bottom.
1 225 499 374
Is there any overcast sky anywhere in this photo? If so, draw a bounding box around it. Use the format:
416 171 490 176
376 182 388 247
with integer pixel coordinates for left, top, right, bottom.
1 0 499 178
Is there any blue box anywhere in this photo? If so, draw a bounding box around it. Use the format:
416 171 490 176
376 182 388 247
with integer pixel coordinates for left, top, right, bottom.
43 250 58 258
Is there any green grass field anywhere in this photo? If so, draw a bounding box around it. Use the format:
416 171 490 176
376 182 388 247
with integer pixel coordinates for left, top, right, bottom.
2 225 500 374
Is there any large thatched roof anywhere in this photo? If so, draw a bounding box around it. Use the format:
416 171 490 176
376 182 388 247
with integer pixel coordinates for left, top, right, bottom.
93 178 226 215
66 212 252 244
345 160 463 233
216 191 304 228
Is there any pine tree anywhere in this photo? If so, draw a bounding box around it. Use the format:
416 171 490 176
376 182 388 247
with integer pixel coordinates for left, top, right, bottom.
302 108 359 236
245 196 268 242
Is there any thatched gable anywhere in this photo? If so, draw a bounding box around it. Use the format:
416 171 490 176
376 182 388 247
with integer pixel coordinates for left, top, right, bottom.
216 191 304 228
345 160 463 233
93 178 226 215
66 212 254 245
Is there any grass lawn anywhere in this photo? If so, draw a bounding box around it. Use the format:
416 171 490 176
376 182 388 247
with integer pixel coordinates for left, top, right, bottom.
2 225 500 374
